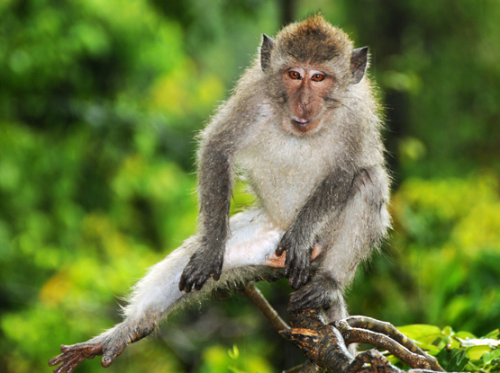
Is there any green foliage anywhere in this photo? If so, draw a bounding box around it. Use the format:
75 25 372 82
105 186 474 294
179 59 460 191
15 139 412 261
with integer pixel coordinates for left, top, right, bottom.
0 0 208 372
341 0 500 178
1 1 499 372
0 1 283 371
193 344 273 373
388 325 500 373
350 174 500 336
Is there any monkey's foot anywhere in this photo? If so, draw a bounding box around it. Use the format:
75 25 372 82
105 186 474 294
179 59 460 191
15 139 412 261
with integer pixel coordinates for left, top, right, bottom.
289 276 340 312
48 340 125 373
179 248 224 292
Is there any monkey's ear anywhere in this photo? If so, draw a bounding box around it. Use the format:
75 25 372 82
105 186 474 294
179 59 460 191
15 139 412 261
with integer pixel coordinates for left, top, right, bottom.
350 47 369 84
260 34 275 73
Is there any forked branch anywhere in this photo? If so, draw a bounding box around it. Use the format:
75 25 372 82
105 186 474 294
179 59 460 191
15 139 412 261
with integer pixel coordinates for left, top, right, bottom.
243 283 456 373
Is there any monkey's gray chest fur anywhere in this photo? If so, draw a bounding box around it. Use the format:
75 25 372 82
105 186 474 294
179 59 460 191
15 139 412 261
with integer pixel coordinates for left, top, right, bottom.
236 123 338 230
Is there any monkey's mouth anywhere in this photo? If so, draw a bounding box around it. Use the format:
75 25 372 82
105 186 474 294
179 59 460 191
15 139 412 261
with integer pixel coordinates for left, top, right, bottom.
292 118 310 126
289 117 321 134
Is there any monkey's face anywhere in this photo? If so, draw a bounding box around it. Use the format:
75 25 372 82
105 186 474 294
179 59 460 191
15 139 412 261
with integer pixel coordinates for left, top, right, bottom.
280 64 336 135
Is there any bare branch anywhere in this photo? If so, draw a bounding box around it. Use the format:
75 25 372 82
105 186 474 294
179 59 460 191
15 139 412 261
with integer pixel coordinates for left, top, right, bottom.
243 282 290 331
278 309 463 373
242 284 454 373
339 317 444 371
335 320 432 370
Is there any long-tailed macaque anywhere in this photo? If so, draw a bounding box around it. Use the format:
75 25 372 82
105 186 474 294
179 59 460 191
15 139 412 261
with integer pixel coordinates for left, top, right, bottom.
49 15 390 372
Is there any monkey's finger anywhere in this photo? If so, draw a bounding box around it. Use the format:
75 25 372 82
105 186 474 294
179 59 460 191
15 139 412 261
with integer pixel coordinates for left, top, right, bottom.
291 276 301 290
213 269 221 281
181 281 193 292
288 253 309 289
185 269 208 291
64 355 85 373
289 298 315 313
52 360 68 373
300 268 309 287
290 295 322 312
290 290 318 312
289 293 312 312
289 266 302 290
276 246 286 256
51 353 81 373
83 344 103 358
283 256 290 276
283 255 294 277
194 276 208 290
178 276 186 291
179 273 194 292
291 281 336 311
49 352 70 366
299 257 310 285
283 247 297 277
294 271 305 289
60 344 81 353
184 280 195 292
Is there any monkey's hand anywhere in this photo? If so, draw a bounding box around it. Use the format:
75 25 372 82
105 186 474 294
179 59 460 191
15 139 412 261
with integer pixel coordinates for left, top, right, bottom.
288 276 340 312
179 247 224 292
276 228 313 290
48 340 125 373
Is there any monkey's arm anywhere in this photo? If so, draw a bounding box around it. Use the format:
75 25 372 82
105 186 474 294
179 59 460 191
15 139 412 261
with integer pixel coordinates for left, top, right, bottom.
179 82 268 292
277 167 356 289
288 167 391 316
178 141 233 292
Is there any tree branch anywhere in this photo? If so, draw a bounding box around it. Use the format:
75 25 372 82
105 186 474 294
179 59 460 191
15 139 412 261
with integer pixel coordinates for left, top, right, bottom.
243 284 460 373
243 282 290 331
336 317 444 371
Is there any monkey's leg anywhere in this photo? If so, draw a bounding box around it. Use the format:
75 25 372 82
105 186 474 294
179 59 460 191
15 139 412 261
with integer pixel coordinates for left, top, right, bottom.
49 208 289 372
289 167 390 319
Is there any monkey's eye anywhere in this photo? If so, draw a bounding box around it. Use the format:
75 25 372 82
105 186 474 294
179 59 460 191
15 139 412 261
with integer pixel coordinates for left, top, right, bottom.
288 71 301 80
311 73 326 82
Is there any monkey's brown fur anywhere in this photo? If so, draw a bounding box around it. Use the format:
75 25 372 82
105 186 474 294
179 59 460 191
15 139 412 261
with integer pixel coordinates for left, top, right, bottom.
278 14 351 63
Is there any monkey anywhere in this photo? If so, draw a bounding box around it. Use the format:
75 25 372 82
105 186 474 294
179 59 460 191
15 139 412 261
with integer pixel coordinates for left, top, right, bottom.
49 14 390 372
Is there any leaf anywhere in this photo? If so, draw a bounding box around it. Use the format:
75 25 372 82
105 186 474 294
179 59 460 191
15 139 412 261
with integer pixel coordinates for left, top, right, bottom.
397 324 442 340
415 343 442 356
483 329 500 340
442 326 455 337
464 361 483 372
436 348 470 372
456 331 477 340
228 344 239 360
466 345 492 361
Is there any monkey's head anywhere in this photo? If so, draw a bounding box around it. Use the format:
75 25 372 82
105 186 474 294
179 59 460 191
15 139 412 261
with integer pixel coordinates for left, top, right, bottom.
260 14 368 135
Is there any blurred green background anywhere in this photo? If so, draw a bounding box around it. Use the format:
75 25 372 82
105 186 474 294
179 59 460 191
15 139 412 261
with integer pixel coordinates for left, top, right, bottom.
1 0 499 372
